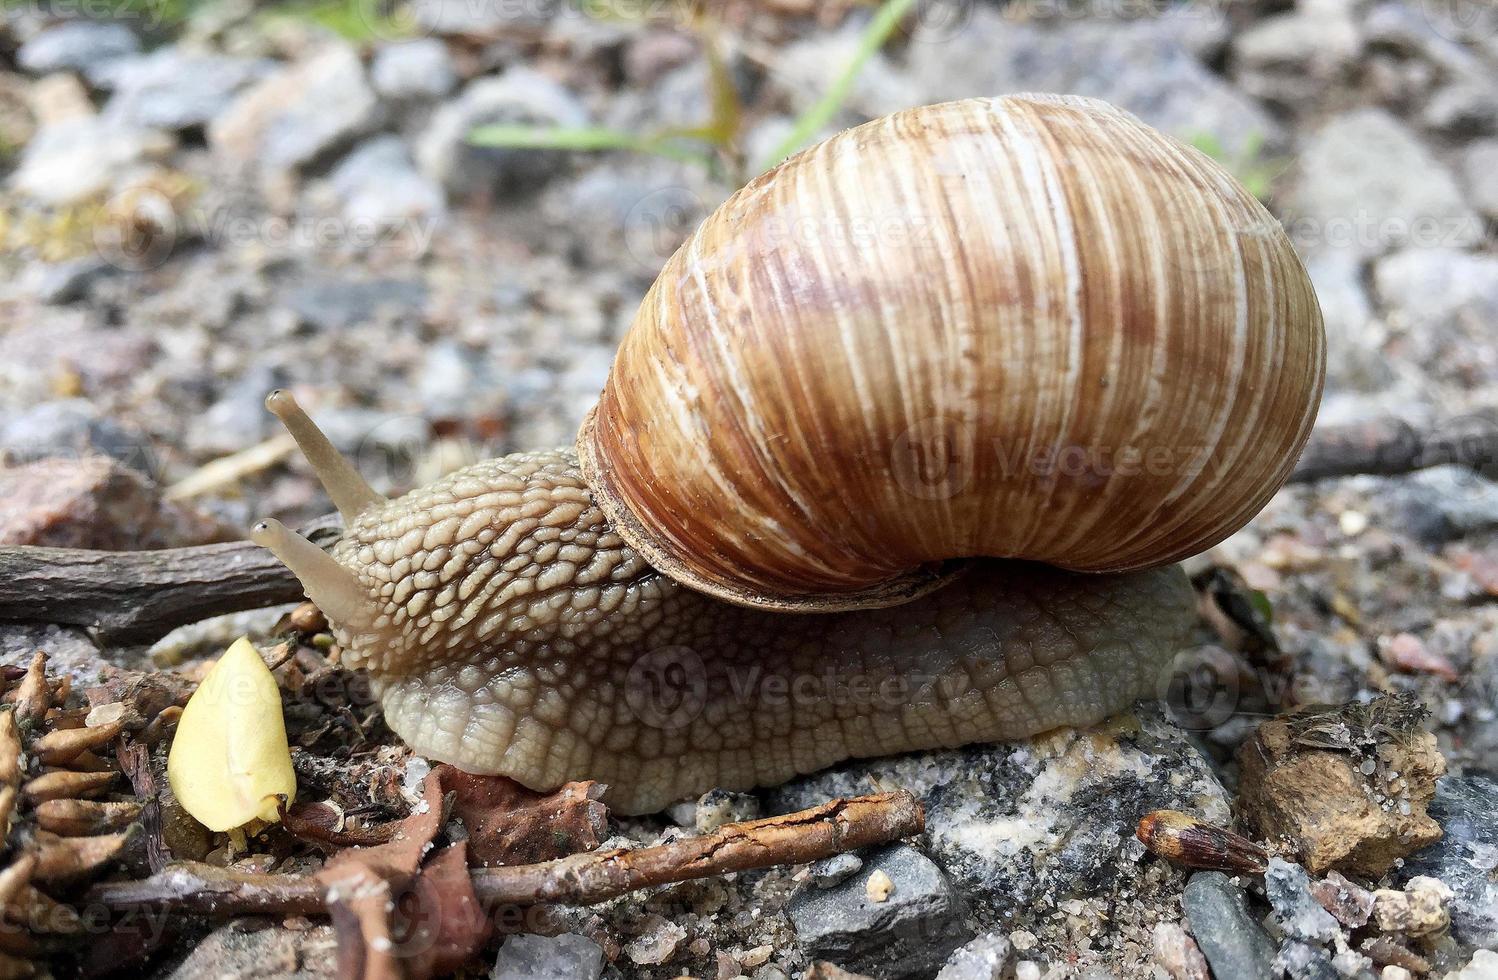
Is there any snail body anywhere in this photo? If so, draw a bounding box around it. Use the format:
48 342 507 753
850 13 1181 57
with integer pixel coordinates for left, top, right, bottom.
252 95 1324 814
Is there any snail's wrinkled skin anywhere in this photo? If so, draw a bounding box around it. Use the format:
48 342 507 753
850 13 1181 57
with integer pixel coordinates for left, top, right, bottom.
323 449 1197 815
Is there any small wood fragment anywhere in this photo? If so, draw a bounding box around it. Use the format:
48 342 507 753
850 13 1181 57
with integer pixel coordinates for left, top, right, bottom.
20 770 116 804
1137 810 1269 875
89 791 924 917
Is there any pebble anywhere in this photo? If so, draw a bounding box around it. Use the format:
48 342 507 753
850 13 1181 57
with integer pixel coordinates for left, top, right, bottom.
694 788 759 833
282 275 428 333
1462 140 1498 217
1232 8 1361 107
10 112 171 206
490 933 603 980
935 933 1013 980
416 67 589 198
1448 949 1498 980
1373 247 1498 329
1182 872 1278 980
809 853 863 890
1285 109 1480 259
907 7 1279 157
0 457 223 550
622 914 686 966
1403 775 1498 948
371 39 456 102
1151 922 1209 980
328 135 446 233
787 844 971 979
1265 858 1341 943
1275 940 1341 980
1372 877 1452 937
1235 701 1445 876
1308 870 1375 928
0 399 154 473
17 21 138 76
103 48 270 131
210 44 379 180
1422 81 1498 137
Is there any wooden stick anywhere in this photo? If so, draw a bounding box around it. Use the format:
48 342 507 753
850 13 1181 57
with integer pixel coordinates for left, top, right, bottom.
1288 414 1498 484
0 516 339 644
85 792 923 917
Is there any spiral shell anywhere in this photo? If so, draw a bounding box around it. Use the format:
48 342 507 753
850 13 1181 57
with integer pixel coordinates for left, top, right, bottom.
579 94 1324 611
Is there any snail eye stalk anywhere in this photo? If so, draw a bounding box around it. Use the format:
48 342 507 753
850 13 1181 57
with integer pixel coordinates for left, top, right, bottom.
250 518 374 631
264 388 384 523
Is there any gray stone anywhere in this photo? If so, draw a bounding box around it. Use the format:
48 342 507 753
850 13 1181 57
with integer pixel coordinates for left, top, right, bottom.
810 852 863 890
1274 940 1341 980
17 20 138 76
1374 248 1498 326
371 39 456 102
103 48 270 131
283 275 428 332
1364 2 1490 78
186 366 283 456
788 844 971 979
1285 109 1481 259
328 136 445 233
694 787 759 832
410 0 559 36
1423 81 1498 137
768 709 1232 931
210 44 379 178
1304 252 1387 392
1265 858 1340 943
1183 872 1278 980
1232 9 1360 107
416 339 500 420
1461 140 1498 218
491 933 603 980
935 933 1013 980
25 257 116 305
416 68 589 198
907 7 1279 157
770 24 910 121
1404 776 1498 948
1373 467 1498 547
540 156 718 277
0 399 155 474
8 113 171 205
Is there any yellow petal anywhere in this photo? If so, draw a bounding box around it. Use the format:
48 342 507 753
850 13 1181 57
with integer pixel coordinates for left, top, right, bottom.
167 636 296 832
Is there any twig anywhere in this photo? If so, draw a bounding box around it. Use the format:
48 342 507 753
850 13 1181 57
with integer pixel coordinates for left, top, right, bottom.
472 791 922 906
0 515 339 644
164 434 297 501
85 791 923 917
1288 415 1498 484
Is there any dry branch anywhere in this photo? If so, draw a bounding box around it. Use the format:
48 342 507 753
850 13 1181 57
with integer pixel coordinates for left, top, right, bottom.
0 516 339 644
85 791 923 917
1288 414 1498 484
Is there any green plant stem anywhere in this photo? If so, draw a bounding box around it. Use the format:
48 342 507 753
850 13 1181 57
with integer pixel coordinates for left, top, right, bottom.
759 0 916 172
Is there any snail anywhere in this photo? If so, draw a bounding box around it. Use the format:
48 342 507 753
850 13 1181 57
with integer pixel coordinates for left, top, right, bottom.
251 94 1324 815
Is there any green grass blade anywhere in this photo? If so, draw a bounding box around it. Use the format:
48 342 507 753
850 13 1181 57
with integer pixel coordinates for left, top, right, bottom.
759 0 916 172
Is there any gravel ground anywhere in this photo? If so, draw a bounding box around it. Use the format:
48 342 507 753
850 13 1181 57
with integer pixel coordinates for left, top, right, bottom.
3 0 1498 977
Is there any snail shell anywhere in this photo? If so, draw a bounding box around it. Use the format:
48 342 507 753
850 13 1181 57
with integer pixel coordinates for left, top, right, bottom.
579 94 1325 611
